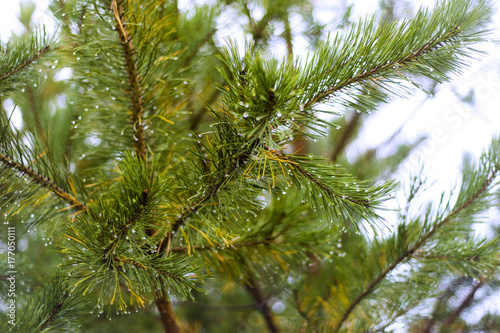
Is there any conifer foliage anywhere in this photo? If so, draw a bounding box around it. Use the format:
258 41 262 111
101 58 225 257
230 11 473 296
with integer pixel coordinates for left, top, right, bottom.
1 0 500 332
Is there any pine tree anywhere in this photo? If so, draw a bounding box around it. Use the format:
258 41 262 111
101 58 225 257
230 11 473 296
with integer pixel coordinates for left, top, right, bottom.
1 0 500 332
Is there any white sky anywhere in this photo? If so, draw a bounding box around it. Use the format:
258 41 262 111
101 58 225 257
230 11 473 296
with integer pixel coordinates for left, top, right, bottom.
1 0 500 327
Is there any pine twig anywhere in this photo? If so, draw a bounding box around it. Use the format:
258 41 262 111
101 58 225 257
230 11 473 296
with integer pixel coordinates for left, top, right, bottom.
0 153 88 211
419 276 469 333
36 299 65 333
110 0 147 158
293 289 318 333
189 86 222 131
333 167 498 332
303 29 459 110
103 189 149 254
0 45 51 83
160 89 277 252
283 12 293 60
170 239 273 253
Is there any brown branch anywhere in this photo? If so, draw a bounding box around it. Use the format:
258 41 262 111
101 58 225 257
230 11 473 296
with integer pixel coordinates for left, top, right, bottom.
244 270 280 333
0 45 51 83
26 85 48 146
330 111 362 163
36 300 65 332
110 0 146 158
0 153 87 211
333 167 498 332
419 276 470 333
156 295 180 333
441 279 484 328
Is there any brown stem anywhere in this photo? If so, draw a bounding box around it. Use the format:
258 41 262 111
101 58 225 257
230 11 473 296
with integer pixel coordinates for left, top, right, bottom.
419 277 469 333
333 167 498 332
244 271 280 333
441 279 484 328
330 111 362 163
156 296 181 333
110 0 146 158
189 86 221 132
0 153 87 211
26 85 47 146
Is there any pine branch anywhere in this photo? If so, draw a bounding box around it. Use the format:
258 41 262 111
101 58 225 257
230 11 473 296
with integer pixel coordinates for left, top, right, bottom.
159 161 239 254
0 153 87 211
36 299 65 333
110 0 146 158
113 256 188 284
170 239 277 253
182 28 217 69
160 88 275 250
270 149 371 207
420 277 469 333
333 164 499 332
412 253 481 262
0 43 51 83
189 86 222 131
303 28 456 110
103 189 149 254
293 289 318 333
300 1 491 112
412 166 498 250
242 1 272 46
